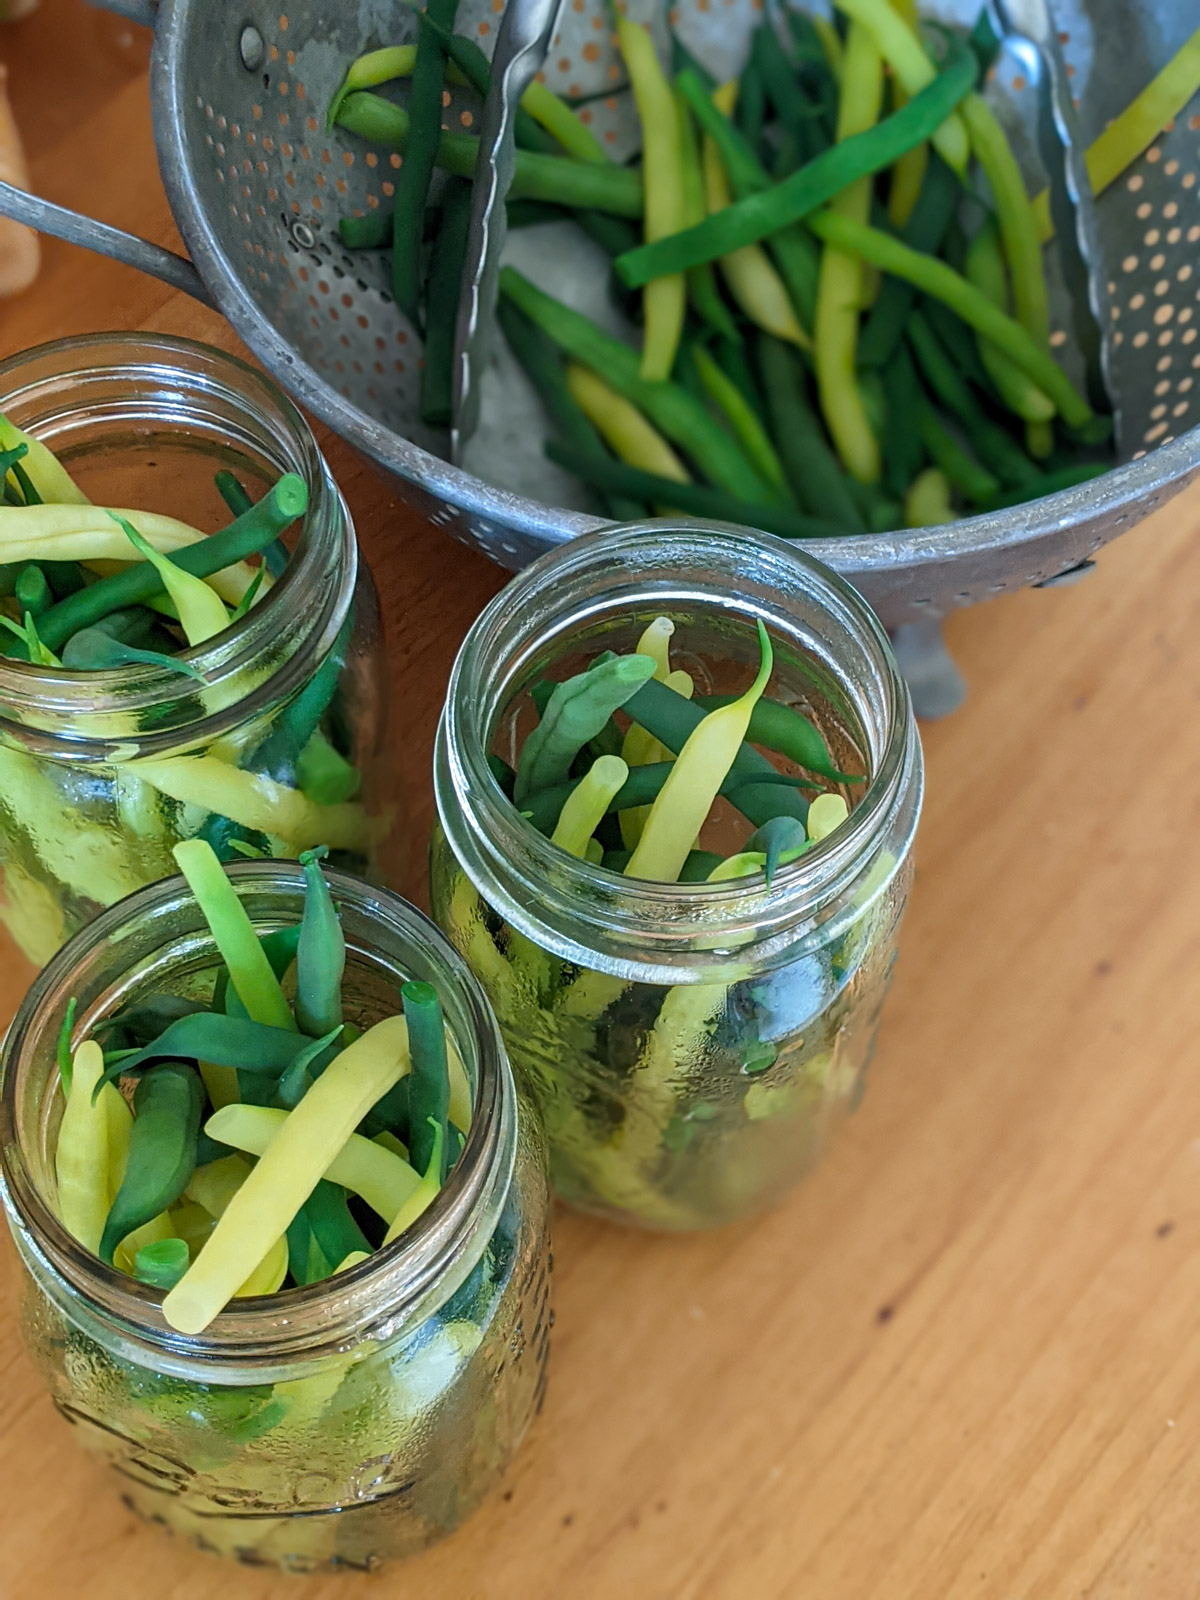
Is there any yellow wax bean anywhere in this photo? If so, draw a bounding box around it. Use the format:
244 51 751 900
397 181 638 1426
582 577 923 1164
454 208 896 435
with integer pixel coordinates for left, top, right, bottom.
566 364 690 484
703 119 809 350
0 505 253 603
163 1017 412 1333
835 0 968 173
334 1250 371 1274
205 1104 422 1222
626 623 773 882
111 512 231 646
551 755 630 859
904 465 955 527
620 667 695 850
135 757 374 855
113 1211 175 1277
104 1085 133 1204
811 14 844 79
169 1199 215 1257
234 1233 288 1297
807 792 851 841
198 1061 240 1112
615 981 729 1165
55 1041 111 1254
616 14 687 382
173 840 295 1032
635 616 674 681
186 1153 254 1218
707 850 768 882
0 415 88 504
374 1129 409 1161
447 1039 471 1132
383 1123 445 1245
814 21 885 485
585 838 604 865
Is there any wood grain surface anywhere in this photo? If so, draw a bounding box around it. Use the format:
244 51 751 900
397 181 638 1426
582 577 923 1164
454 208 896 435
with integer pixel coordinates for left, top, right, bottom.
0 6 1198 1597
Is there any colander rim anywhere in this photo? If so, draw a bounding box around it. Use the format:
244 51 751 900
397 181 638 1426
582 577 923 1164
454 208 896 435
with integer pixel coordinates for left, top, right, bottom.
149 0 1200 580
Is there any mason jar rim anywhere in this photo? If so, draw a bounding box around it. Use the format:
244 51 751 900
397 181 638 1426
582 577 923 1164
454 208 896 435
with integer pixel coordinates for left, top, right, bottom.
0 862 516 1375
435 519 923 983
0 332 356 761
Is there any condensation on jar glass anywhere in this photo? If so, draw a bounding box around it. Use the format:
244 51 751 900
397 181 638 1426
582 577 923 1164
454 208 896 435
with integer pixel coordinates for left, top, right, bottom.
0 866 550 1573
431 522 923 1231
0 333 390 974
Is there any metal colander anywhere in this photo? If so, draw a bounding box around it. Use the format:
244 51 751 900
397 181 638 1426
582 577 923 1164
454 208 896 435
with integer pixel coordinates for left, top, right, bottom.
5 0 1200 636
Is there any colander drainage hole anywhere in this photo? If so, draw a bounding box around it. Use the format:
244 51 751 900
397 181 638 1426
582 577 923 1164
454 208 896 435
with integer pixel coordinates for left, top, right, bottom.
292 221 316 249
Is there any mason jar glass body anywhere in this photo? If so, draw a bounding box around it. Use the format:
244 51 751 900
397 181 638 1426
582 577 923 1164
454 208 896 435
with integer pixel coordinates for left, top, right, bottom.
431 522 922 1231
0 867 551 1572
0 334 389 975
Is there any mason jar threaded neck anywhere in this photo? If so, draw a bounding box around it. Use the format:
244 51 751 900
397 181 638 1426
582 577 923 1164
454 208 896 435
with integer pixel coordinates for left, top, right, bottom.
435 520 923 984
0 864 515 1376
0 333 356 759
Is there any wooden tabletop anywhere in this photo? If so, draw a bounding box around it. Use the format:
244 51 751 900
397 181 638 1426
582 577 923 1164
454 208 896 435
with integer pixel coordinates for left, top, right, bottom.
2 5 1199 1596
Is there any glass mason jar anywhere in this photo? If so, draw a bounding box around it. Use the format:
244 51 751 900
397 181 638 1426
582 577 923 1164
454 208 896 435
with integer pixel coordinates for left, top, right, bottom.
0 333 389 975
0 865 550 1573
431 522 923 1231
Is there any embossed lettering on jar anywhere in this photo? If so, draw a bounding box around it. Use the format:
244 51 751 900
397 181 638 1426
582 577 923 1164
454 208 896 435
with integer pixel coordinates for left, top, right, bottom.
0 866 551 1573
431 522 923 1230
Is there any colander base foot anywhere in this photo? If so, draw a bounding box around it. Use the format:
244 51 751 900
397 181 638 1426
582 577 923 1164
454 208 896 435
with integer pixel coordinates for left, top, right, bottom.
890 620 967 721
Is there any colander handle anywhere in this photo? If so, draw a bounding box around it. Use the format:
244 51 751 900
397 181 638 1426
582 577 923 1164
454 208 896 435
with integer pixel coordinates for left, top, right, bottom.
0 180 213 308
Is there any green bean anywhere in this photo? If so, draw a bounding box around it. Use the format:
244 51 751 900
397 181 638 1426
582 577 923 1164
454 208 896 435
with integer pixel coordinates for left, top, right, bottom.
677 90 738 341
502 267 772 500
336 93 644 218
419 175 473 427
243 613 351 791
134 1236 190 1290
714 338 769 425
40 560 87 598
880 346 926 500
389 0 456 324
806 209 1092 427
907 310 1040 489
694 694 861 781
36 475 306 652
286 1210 314 1285
674 71 820 328
304 1180 372 1268
959 94 1050 350
56 997 77 1094
295 730 360 805
99 1064 205 1264
11 458 41 506
736 53 766 150
745 816 809 885
617 39 976 286
417 19 562 158
520 760 816 835
296 847 344 1040
756 335 865 530
754 18 825 162
96 1015 319 1094
692 344 789 496
402 980 450 1182
979 462 1108 510
919 296 998 399
916 401 1000 504
275 1026 343 1109
624 678 809 828
858 152 958 369
543 440 847 540
99 995 205 1047
214 470 289 578
514 652 657 804
496 297 645 521
61 627 206 680
963 219 1055 422
14 564 50 618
